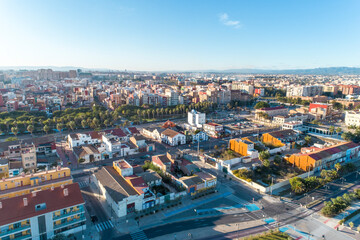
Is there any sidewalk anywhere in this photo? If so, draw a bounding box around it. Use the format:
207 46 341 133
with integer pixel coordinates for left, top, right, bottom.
150 219 266 240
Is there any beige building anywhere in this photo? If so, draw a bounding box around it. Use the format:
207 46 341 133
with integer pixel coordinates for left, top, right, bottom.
21 144 37 170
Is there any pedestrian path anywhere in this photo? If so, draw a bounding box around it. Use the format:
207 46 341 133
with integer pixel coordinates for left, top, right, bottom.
77 181 89 188
226 194 249 206
95 220 114 232
130 230 148 240
163 192 231 218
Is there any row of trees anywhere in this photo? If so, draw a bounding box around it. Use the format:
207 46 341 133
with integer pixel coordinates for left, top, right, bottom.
290 163 355 194
342 129 360 143
276 96 312 106
0 106 121 135
114 102 218 123
321 189 360 217
0 101 219 135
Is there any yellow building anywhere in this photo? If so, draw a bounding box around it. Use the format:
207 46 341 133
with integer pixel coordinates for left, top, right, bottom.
0 167 72 199
0 164 9 179
261 130 298 148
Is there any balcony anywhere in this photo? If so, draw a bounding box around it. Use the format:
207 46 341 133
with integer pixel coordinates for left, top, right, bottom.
0 225 31 238
53 209 84 220
53 216 86 230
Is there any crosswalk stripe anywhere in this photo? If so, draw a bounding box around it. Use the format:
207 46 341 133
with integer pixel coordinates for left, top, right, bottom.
95 225 100 232
108 220 114 227
102 222 108 229
105 221 111 229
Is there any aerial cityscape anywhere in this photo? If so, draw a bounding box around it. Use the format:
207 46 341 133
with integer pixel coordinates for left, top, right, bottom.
0 1 360 240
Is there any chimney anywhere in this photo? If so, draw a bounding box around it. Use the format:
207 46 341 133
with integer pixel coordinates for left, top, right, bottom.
61 184 64 188
32 192 36 197
0 202 2 209
63 188 68 197
23 198 28 207
51 186 54 191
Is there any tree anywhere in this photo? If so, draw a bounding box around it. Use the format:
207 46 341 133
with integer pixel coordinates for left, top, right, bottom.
78 158 85 164
290 177 306 194
56 123 64 133
336 127 342 135
342 132 354 141
304 136 311 146
51 234 67 240
43 125 50 135
27 125 34 136
254 101 270 109
214 145 218 150
332 101 343 110
104 119 110 128
81 120 87 129
329 126 335 135
274 155 282 165
349 222 354 229
11 126 18 137
335 163 342 173
263 159 270 168
68 121 76 131
259 151 270 161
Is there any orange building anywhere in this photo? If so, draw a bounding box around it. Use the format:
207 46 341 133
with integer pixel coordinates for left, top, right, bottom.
229 137 256 157
285 142 360 171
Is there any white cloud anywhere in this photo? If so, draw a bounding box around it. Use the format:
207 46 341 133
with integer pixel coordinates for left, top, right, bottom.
219 13 242 29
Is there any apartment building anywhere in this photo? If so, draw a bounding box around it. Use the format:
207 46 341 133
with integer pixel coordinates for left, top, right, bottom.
0 183 85 240
286 85 323 98
0 167 72 199
188 109 206 128
345 111 360 127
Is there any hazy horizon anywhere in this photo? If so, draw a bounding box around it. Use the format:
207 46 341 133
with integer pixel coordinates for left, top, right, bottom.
1 0 359 71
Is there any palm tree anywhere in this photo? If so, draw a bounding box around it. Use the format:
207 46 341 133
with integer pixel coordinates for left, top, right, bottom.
336 127 342 135
68 121 76 131
329 126 335 135
43 125 50 135
81 120 87 129
27 125 34 136
11 126 18 137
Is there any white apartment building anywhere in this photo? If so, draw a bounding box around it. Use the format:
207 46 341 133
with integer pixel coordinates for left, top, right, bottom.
286 85 323 97
188 110 206 128
68 133 100 149
232 82 254 95
345 111 360 127
165 89 179 106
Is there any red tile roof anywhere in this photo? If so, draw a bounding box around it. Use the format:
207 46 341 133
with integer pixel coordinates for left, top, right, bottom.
308 142 359 161
125 175 148 194
0 183 84 226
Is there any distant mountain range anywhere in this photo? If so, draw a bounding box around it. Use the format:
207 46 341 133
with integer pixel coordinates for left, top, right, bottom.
209 67 360 75
0 66 360 75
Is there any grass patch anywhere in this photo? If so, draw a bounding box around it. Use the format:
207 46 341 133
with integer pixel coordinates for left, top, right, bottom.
243 229 291 240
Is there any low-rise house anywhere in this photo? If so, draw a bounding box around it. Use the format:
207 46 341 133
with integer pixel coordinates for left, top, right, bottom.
179 175 204 194
203 122 224 138
161 129 186 146
255 106 288 120
152 154 172 172
142 127 165 141
130 135 155 152
93 160 158 217
73 145 102 163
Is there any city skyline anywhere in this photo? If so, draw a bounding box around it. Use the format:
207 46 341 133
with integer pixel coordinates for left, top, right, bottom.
0 0 359 71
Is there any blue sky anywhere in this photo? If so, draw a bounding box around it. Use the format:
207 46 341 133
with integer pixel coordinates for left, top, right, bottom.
0 0 359 71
